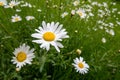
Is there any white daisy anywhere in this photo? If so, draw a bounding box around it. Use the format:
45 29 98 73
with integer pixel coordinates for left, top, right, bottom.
11 44 35 69
0 0 7 6
5 0 20 8
73 0 80 6
61 12 68 18
72 57 89 74
76 8 86 18
31 21 69 52
11 14 22 22
25 16 35 21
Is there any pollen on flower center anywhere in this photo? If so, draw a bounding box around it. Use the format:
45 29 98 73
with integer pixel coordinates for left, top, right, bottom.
17 52 27 62
15 17 19 21
0 2 4 6
79 12 83 16
43 32 55 41
78 62 84 68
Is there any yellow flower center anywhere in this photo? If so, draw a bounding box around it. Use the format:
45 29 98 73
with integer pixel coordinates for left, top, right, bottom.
78 12 83 16
15 17 19 21
78 62 84 68
43 32 55 41
0 2 4 6
17 52 27 62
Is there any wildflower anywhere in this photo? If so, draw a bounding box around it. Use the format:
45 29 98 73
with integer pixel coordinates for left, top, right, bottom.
76 8 86 18
61 12 68 18
0 0 7 6
16 9 21 12
76 49 82 55
71 10 76 16
91 2 98 6
118 12 120 14
73 0 80 6
89 12 94 17
116 21 120 25
11 14 22 22
109 29 115 36
16 67 20 71
11 44 35 69
75 30 78 33
37 9 42 12
31 21 69 52
20 2 32 8
72 57 89 74
102 37 106 43
103 2 108 7
53 5 57 8
25 16 35 21
5 0 20 8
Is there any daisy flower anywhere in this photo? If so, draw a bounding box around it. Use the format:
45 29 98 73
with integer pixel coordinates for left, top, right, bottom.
25 16 35 21
31 21 69 52
5 0 20 8
0 0 7 6
73 0 80 6
76 8 86 18
11 44 35 69
11 14 22 22
61 12 68 18
72 57 89 74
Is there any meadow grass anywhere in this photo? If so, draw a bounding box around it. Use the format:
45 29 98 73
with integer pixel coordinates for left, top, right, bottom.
0 0 120 80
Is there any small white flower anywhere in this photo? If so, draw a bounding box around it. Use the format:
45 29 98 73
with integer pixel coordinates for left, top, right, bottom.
71 10 76 15
75 30 78 33
76 8 86 18
16 67 20 71
72 57 89 74
76 49 82 55
99 26 103 29
11 44 35 69
53 5 57 8
91 2 98 6
89 12 94 17
25 16 35 21
109 29 115 36
31 21 69 52
5 0 20 8
37 9 42 12
102 37 106 43
61 12 68 18
16 9 21 12
116 21 120 25
118 12 120 14
11 14 22 22
20 2 32 8
73 0 80 6
103 2 108 7
0 0 7 6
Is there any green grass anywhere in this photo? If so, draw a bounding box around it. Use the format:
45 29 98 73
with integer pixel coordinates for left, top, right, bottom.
0 0 120 80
